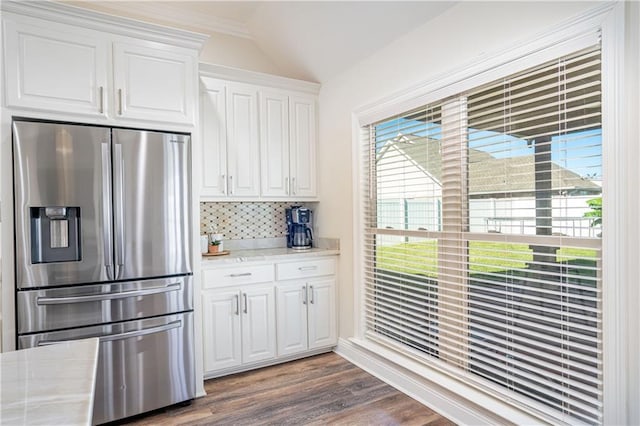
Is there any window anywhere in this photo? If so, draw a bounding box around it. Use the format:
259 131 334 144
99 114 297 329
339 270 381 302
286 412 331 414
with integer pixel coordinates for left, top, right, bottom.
361 46 602 424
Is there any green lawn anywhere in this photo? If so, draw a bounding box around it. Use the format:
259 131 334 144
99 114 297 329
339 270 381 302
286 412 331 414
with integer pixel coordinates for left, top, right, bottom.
375 240 598 277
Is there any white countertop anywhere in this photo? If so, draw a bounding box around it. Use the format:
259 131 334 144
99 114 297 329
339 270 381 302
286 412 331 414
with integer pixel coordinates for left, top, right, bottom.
202 247 339 264
1 338 100 426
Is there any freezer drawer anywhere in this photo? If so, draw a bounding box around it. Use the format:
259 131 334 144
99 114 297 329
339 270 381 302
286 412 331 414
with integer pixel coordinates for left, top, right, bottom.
19 312 195 425
17 276 192 334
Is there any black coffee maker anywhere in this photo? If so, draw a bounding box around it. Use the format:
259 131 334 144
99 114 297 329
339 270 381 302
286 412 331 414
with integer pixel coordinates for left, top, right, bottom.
286 206 313 250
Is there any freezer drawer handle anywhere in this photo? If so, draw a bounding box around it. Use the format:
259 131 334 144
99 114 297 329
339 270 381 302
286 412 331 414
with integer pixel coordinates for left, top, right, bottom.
37 320 183 346
36 282 182 305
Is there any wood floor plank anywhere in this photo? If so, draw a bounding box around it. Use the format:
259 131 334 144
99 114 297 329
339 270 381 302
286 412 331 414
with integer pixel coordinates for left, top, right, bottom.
120 353 455 426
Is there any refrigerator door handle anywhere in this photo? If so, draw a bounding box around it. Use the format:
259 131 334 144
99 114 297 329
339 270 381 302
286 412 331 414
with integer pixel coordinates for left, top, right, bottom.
114 143 125 279
37 320 182 345
101 143 114 281
36 282 182 305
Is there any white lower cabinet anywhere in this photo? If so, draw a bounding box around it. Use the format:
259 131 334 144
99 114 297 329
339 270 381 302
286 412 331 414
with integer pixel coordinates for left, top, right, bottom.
202 282 276 374
202 256 337 377
276 277 336 357
202 265 276 373
202 289 242 372
275 258 337 357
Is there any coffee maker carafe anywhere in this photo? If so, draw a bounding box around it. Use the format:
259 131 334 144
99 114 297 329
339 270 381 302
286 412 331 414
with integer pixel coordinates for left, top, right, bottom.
286 206 313 250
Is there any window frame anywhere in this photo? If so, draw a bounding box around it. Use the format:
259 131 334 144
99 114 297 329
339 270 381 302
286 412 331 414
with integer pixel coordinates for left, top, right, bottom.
351 3 626 424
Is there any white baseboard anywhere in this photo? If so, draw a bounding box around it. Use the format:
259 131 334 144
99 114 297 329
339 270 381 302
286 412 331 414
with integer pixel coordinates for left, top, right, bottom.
335 337 518 426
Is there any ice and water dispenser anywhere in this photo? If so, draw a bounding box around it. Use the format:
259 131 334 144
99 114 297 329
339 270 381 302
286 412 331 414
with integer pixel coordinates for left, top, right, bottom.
30 206 81 263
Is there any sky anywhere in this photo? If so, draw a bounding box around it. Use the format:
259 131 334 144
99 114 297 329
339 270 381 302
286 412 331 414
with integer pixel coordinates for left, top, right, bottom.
375 118 602 181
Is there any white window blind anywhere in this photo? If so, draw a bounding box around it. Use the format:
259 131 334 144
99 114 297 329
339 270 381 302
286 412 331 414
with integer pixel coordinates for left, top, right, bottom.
361 46 602 424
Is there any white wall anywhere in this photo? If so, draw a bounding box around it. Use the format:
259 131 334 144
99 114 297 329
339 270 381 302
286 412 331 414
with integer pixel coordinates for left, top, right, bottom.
317 0 599 340
198 32 281 75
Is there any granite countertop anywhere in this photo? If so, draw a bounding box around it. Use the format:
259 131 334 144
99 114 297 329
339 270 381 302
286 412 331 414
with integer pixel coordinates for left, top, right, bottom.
202 246 340 264
1 338 100 425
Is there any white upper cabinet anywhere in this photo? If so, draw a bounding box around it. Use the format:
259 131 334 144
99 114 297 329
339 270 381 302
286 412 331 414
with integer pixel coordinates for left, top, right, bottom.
2 4 204 126
260 91 317 198
226 84 261 197
200 79 260 199
260 90 290 197
288 94 317 198
199 64 319 201
112 42 195 125
200 81 228 197
3 19 109 117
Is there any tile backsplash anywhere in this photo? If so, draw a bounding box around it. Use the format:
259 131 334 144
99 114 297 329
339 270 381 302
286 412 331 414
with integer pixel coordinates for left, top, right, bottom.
200 202 314 240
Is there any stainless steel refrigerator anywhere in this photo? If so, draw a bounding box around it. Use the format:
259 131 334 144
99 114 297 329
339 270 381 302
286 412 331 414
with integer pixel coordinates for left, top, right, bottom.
12 119 195 425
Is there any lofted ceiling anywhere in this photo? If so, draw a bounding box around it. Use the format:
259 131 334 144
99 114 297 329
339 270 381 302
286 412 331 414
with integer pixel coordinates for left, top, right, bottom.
61 1 456 83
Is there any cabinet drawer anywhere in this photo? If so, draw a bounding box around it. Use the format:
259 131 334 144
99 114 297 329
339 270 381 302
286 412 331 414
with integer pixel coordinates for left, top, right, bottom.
276 258 336 281
203 264 274 289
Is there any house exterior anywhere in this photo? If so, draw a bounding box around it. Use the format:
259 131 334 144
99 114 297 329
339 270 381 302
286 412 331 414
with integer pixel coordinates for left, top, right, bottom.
376 133 601 238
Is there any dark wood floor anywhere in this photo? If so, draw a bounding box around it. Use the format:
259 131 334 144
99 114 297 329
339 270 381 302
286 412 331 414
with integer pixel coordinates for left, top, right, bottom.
122 352 455 425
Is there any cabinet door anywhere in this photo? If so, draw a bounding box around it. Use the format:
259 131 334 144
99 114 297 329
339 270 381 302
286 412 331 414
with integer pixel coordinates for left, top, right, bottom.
308 278 337 350
4 18 108 116
241 286 276 364
276 282 308 356
226 84 260 197
259 90 290 197
202 290 242 373
113 42 195 125
289 95 317 198
201 82 228 197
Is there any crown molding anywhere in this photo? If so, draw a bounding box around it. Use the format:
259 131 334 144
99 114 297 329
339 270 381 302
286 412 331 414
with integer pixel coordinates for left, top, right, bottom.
60 1 253 40
1 1 209 51
200 62 320 95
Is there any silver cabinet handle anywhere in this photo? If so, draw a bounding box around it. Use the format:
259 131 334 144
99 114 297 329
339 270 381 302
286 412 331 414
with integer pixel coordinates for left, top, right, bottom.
309 285 314 304
100 143 114 281
228 272 252 277
243 293 248 314
298 266 317 271
99 86 104 114
285 177 289 195
114 144 125 279
222 174 227 195
229 175 234 195
118 88 123 115
292 177 297 195
302 286 307 305
234 294 240 315
38 320 182 346
37 283 182 305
